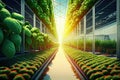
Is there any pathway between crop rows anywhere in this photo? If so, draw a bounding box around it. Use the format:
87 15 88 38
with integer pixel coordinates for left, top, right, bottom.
42 46 79 80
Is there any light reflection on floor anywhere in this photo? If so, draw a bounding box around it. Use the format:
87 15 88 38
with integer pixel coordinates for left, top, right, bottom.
42 46 79 80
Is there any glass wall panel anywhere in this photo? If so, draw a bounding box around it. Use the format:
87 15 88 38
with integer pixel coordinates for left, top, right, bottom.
95 0 117 56
86 10 93 52
25 4 33 26
2 0 21 13
36 17 40 29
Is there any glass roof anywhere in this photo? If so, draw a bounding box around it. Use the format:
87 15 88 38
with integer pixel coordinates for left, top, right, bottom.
53 0 68 19
52 0 68 43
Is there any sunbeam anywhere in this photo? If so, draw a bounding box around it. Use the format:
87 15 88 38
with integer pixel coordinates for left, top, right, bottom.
56 17 65 44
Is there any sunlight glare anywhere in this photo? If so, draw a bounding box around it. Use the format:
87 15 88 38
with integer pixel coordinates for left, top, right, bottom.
56 17 65 44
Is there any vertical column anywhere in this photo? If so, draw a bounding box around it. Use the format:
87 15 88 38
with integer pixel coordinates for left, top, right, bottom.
21 0 25 19
92 6 95 54
33 14 36 27
84 16 86 51
117 0 120 59
21 0 25 53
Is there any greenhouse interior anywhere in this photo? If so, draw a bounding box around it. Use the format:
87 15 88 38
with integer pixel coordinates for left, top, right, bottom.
0 0 120 80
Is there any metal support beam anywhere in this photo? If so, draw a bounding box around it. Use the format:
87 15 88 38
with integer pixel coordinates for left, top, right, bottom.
21 0 25 19
33 14 36 27
21 0 25 53
84 16 86 51
92 6 95 54
117 0 120 59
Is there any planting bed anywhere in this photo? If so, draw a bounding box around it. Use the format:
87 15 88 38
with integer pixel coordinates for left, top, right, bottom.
64 46 120 80
0 47 57 80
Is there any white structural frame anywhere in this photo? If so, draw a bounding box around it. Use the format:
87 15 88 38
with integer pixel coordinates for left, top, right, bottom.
116 0 120 59
21 0 25 53
33 14 36 27
92 6 95 54
84 16 86 51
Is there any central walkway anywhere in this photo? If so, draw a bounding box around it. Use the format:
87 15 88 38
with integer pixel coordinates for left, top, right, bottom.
42 46 79 80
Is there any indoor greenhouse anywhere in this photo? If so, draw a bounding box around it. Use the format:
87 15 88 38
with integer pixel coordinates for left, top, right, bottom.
0 0 120 80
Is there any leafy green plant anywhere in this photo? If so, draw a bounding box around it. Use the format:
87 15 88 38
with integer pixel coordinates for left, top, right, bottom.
25 0 57 37
12 12 24 20
1 39 16 58
0 74 8 80
89 72 103 80
64 46 120 80
22 73 30 80
13 74 25 80
64 0 97 35
9 70 18 79
0 28 4 45
0 8 11 21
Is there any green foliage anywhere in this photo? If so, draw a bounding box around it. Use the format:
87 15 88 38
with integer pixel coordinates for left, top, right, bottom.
25 0 57 37
64 46 120 80
24 24 32 30
23 27 31 37
10 34 22 46
112 76 120 80
65 0 97 35
4 17 22 34
105 76 113 80
22 73 30 80
9 71 18 79
0 2 4 10
0 74 8 80
96 76 104 80
0 69 10 74
9 34 22 52
12 12 24 20
89 73 103 80
0 8 11 21
0 28 4 45
31 27 40 33
65 39 116 54
110 70 120 75
13 74 25 80
0 47 57 79
1 39 15 58
25 37 32 45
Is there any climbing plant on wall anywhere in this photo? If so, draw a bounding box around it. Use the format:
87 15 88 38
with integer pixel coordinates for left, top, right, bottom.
64 0 97 37
25 0 57 38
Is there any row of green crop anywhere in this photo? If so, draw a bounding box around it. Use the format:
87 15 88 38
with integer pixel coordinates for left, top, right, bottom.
64 39 116 54
64 0 97 36
25 0 57 37
0 47 57 80
64 46 120 80
0 2 56 58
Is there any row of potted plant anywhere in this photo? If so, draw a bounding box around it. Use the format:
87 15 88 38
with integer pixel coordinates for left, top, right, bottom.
64 39 116 54
64 46 120 80
0 47 57 80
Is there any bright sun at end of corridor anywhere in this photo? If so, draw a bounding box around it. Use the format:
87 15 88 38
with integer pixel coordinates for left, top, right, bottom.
56 17 65 44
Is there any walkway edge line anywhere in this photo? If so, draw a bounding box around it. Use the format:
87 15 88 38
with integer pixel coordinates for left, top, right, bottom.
64 52 88 80
31 49 58 80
